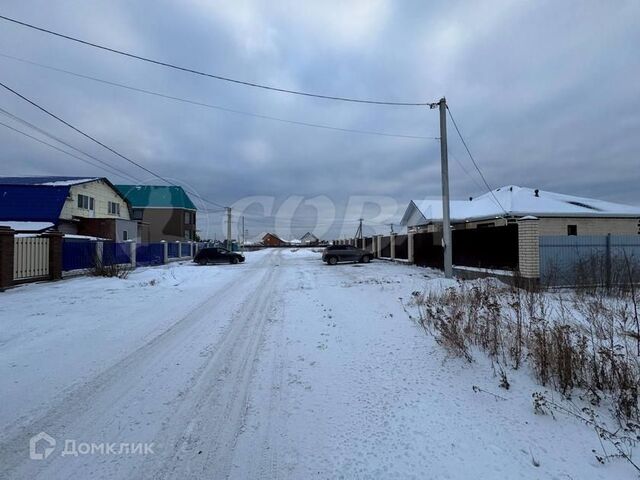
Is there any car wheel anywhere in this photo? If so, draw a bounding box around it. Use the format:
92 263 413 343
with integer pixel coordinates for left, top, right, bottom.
230 257 239 265
196 259 206 265
361 255 371 263
327 256 338 265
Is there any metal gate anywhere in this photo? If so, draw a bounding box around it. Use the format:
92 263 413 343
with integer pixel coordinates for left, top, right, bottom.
14 236 50 280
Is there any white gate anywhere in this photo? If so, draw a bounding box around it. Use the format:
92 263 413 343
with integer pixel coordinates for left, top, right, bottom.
14 237 50 281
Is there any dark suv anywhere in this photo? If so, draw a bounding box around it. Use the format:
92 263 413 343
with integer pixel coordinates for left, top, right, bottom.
194 247 245 265
322 245 372 265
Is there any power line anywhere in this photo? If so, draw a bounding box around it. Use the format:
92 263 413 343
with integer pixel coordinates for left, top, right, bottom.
0 14 430 107
446 105 507 214
0 80 230 209
0 80 175 185
0 119 139 181
0 53 439 141
0 106 144 182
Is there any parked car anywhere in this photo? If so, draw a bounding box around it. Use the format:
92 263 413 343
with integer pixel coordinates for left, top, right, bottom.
194 247 245 265
322 245 372 265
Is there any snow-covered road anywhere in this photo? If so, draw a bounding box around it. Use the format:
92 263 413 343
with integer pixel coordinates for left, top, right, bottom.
0 249 632 479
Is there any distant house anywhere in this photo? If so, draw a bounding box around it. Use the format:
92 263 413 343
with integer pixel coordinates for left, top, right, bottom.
0 176 137 241
262 232 285 247
300 232 319 245
115 185 197 242
401 185 640 235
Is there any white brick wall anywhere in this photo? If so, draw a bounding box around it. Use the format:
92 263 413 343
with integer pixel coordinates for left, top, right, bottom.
518 219 540 278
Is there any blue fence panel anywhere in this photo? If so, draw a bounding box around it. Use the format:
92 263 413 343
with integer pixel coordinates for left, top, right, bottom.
540 235 640 287
103 242 131 266
63 239 96 271
136 243 165 266
168 243 179 258
181 243 191 257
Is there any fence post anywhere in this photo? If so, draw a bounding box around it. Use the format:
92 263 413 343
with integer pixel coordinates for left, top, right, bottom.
0 227 15 290
517 216 540 282
605 233 611 291
376 235 382 258
96 241 104 267
390 233 397 260
161 241 168 264
129 240 137 268
43 231 63 281
408 232 415 264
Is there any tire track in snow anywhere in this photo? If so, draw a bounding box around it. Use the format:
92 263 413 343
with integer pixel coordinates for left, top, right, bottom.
147 249 284 479
0 251 278 478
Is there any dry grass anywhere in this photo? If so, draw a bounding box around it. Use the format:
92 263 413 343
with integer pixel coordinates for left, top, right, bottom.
411 280 640 424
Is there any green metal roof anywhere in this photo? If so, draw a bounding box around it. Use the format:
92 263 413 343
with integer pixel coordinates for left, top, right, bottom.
115 185 197 210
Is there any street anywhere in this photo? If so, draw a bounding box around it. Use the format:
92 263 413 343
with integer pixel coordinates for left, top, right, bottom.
0 249 628 479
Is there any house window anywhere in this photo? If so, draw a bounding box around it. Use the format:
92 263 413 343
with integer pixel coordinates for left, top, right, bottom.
132 209 143 220
185 212 192 224
77 194 94 210
108 202 121 216
567 225 577 236
122 230 129 241
185 229 191 240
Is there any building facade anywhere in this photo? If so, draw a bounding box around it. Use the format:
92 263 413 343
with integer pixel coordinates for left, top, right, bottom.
0 176 137 241
116 185 197 242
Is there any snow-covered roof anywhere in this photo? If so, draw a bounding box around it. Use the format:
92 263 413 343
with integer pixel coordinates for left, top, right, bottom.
0 221 55 232
401 185 640 226
0 176 99 186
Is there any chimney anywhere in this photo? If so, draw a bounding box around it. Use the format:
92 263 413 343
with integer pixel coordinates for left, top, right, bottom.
534 189 539 197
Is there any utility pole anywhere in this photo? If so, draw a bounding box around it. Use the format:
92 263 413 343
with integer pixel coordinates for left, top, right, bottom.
241 215 245 253
388 223 394 234
226 207 232 251
358 218 363 246
432 97 452 278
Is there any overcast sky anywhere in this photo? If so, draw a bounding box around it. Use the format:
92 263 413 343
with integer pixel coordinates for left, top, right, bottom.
0 1 638 239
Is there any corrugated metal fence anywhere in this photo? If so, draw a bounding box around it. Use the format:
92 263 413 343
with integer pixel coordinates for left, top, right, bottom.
14 237 49 280
540 235 640 287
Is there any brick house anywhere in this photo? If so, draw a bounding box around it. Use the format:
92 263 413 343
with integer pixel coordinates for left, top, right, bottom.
115 185 197 242
262 232 285 247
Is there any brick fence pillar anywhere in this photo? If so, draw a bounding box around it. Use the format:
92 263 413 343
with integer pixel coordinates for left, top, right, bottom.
517 216 540 280
0 227 15 290
376 235 382 258
44 231 64 281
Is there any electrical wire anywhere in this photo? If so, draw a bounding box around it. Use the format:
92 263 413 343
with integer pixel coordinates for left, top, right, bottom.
0 14 431 106
446 105 507 214
0 106 144 182
0 119 139 182
0 80 230 209
0 53 438 141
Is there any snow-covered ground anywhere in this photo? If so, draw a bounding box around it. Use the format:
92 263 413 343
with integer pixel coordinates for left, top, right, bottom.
0 249 634 479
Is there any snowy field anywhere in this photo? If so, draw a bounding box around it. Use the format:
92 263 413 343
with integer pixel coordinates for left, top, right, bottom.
0 248 635 479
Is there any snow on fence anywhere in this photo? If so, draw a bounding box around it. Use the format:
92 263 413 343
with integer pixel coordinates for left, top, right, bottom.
540 234 640 287
13 236 49 280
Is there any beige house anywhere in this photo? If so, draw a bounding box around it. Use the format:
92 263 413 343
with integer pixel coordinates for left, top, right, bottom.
0 176 138 241
401 185 640 236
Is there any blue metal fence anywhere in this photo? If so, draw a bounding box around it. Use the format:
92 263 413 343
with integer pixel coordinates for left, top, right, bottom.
540 235 640 287
63 239 96 271
168 243 179 258
181 243 191 257
136 243 165 266
103 242 131 266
